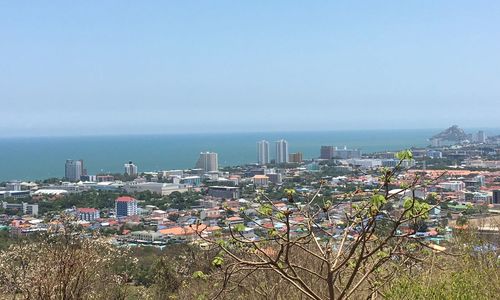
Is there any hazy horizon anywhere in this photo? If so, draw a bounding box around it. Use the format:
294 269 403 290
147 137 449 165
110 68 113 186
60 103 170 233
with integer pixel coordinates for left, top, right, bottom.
1 126 499 139
1 1 499 136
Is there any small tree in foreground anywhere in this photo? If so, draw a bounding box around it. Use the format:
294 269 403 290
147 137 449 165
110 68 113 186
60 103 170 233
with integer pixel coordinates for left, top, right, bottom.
0 216 133 300
194 150 452 299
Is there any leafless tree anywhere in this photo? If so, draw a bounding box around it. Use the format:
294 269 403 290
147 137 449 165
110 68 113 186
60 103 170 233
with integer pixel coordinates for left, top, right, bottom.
193 150 451 300
0 215 133 300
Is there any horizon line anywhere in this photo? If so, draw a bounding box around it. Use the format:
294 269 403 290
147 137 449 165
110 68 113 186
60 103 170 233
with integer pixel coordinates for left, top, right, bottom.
1 126 500 139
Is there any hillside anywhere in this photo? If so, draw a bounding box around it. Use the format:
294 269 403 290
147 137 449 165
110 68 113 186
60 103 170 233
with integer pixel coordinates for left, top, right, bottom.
431 125 469 141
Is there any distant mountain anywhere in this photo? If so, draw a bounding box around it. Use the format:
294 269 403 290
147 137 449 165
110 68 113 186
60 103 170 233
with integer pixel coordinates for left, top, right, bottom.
431 125 469 141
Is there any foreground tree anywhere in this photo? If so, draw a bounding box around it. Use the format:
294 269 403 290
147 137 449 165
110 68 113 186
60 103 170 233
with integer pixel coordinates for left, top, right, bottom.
194 150 451 299
0 216 133 300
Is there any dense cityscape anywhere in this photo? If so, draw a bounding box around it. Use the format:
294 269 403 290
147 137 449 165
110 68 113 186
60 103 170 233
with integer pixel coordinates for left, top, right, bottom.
2 127 499 235
1 126 499 298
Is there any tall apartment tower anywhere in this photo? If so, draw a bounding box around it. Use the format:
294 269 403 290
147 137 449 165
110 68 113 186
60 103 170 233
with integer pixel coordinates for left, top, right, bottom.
124 161 138 176
257 140 270 165
320 146 335 159
195 152 219 172
65 159 83 181
476 131 487 143
275 139 289 164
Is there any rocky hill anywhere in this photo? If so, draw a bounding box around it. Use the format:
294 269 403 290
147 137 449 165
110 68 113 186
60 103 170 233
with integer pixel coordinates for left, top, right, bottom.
431 125 469 141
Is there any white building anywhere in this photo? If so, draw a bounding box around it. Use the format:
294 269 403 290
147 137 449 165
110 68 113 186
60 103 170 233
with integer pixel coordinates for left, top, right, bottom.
333 147 362 159
253 175 269 187
430 138 441 147
257 140 270 165
1 201 38 216
6 181 22 191
439 181 465 192
124 161 138 176
195 152 218 172
476 131 487 143
275 139 289 164
76 208 100 221
465 160 500 169
345 159 382 169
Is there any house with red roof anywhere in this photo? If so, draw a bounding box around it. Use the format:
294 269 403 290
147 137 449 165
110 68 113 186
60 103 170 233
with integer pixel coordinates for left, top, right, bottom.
115 196 138 217
76 208 100 222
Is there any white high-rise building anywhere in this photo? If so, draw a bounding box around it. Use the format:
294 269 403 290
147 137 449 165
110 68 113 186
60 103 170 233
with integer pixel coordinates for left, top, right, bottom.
275 139 289 164
195 152 218 172
124 161 138 176
257 140 270 165
476 131 487 143
65 159 83 181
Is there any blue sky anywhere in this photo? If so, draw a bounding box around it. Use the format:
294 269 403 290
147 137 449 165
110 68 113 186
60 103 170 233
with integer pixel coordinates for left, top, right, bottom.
0 1 499 136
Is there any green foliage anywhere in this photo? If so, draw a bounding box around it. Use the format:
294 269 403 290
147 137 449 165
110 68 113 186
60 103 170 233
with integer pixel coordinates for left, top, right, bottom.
257 204 273 216
403 197 430 219
456 215 468 226
386 259 499 299
424 192 438 205
211 256 224 268
275 211 285 220
192 271 208 280
267 228 278 237
232 224 245 233
395 150 413 160
371 194 387 209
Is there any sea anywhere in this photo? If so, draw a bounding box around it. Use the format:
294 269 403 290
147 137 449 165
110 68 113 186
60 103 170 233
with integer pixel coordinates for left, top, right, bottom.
0 129 497 182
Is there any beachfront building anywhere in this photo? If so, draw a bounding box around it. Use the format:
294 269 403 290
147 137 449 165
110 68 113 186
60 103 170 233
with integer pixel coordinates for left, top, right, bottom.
65 159 83 181
195 152 218 172
275 139 289 164
257 140 270 165
289 152 303 163
124 161 138 176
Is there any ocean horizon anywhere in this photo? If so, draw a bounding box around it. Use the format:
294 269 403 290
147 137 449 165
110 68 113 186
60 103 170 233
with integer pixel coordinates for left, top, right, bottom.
1 128 498 182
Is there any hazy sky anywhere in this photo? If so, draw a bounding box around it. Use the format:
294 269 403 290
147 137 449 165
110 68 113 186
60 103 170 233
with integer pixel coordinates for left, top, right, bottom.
1 1 499 136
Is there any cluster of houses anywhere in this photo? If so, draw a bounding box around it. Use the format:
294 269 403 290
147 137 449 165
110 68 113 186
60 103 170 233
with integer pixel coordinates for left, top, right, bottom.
3 143 500 246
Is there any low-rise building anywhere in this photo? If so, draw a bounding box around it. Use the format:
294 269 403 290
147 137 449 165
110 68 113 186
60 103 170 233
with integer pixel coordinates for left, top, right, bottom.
128 231 163 243
253 175 269 187
267 173 282 184
0 190 30 199
1 201 38 216
439 181 465 192
200 208 221 220
207 186 240 199
180 176 202 186
96 175 114 182
76 208 100 221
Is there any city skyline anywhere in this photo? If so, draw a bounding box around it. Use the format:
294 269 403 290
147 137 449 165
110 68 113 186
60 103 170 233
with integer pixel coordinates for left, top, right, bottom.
1 1 499 136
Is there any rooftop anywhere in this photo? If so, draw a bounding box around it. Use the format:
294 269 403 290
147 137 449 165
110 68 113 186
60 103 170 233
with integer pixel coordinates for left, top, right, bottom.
77 207 99 213
116 196 137 202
